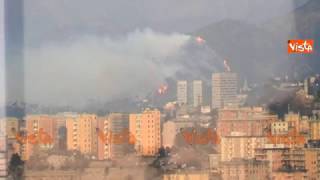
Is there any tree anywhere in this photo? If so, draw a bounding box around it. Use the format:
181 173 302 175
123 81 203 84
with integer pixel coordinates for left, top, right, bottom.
315 90 320 102
8 153 24 180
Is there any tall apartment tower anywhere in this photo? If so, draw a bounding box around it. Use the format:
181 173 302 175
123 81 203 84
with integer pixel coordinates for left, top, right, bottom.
108 113 132 159
162 121 176 148
177 80 188 105
66 114 98 155
212 72 238 109
130 109 161 156
25 115 57 160
55 113 68 150
192 80 203 107
97 116 110 160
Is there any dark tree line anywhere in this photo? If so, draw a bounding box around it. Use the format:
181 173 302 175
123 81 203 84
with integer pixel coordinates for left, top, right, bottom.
8 153 24 180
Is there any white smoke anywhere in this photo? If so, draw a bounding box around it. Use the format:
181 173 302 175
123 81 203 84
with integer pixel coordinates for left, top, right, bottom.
24 29 191 106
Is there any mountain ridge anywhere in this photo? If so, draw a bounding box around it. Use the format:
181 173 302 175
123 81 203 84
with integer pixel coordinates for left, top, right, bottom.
193 0 320 82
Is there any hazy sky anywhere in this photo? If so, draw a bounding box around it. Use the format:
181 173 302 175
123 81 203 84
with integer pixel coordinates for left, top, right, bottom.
7 0 307 106
24 0 308 46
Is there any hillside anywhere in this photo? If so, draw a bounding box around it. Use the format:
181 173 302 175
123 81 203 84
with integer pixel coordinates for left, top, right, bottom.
193 0 320 82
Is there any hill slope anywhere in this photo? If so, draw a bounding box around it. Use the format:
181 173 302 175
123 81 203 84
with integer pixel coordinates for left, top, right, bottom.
193 0 320 82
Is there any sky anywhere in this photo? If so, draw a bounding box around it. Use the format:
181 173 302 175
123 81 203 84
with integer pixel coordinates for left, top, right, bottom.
24 0 308 46
3 0 308 106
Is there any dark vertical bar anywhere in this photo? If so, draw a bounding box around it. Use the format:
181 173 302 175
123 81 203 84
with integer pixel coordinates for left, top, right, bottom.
5 0 25 118
0 0 6 178
4 0 25 179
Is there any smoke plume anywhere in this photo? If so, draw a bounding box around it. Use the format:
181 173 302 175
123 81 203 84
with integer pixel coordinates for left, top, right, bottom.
24 29 222 107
